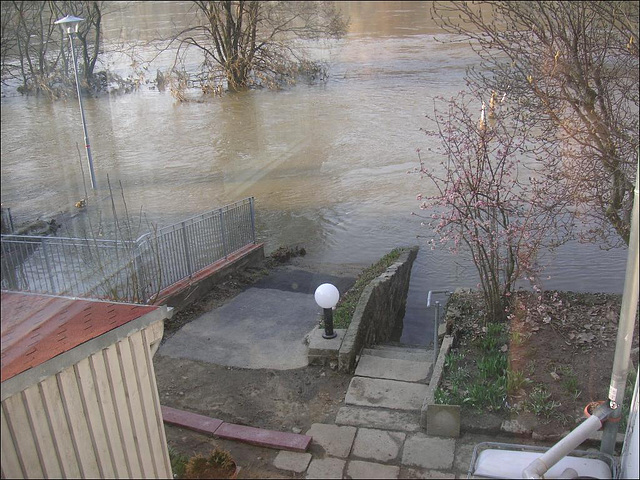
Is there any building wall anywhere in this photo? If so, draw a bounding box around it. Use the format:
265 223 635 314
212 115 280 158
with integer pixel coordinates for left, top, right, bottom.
1 320 171 479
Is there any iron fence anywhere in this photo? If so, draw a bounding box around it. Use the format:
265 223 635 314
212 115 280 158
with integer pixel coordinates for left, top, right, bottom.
1 206 14 234
1 197 256 303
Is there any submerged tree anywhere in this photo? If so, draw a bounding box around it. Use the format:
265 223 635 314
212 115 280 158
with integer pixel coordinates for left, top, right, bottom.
432 1 639 246
1 1 106 96
168 1 347 93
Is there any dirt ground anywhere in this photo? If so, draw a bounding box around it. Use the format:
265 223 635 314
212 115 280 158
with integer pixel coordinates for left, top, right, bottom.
445 290 640 440
153 250 354 478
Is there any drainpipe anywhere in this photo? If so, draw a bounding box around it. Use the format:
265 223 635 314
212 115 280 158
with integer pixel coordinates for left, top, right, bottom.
601 159 640 455
522 403 615 479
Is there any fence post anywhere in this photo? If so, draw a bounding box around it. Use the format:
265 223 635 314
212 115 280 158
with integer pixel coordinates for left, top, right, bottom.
41 238 56 294
434 301 440 362
1 238 19 290
219 209 228 258
181 222 193 276
250 197 256 244
132 239 145 303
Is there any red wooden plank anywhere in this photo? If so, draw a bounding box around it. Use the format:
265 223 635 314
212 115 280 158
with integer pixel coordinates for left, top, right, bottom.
161 405 223 435
160 405 311 452
214 423 311 452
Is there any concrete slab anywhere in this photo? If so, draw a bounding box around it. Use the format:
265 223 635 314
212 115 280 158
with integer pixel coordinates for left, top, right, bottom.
351 428 406 463
308 328 346 366
306 423 356 458
355 355 432 383
370 345 428 354
158 288 318 369
335 406 421 432
453 438 478 474
273 451 312 473
306 457 346 479
362 347 432 362
400 467 456 479
401 433 455 471
347 460 400 479
251 267 355 295
345 377 428 411
425 405 460 438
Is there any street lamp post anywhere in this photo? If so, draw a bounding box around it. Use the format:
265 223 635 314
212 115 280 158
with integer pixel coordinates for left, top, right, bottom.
54 14 97 190
314 283 339 339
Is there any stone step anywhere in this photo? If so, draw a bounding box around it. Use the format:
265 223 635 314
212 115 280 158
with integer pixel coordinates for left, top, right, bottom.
381 341 425 348
361 347 432 362
335 406 421 432
355 355 432 383
345 377 428 412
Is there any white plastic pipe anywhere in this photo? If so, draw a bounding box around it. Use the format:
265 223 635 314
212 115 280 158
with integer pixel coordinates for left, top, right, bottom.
601 159 639 454
522 415 603 479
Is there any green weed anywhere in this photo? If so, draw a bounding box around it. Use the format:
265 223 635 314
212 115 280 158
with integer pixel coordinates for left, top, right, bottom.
444 351 465 370
477 353 507 380
528 385 561 418
332 248 402 328
477 322 506 352
507 368 530 395
510 331 528 347
464 377 506 411
168 446 189 479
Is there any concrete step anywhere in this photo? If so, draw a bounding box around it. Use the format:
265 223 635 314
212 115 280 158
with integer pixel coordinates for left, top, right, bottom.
345 377 428 412
361 347 432 362
335 406 421 432
355 355 432 383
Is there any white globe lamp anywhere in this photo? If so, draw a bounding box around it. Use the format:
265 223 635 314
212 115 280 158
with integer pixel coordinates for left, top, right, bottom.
315 283 339 339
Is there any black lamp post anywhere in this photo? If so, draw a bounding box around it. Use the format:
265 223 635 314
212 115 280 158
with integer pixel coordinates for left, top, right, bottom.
314 283 339 339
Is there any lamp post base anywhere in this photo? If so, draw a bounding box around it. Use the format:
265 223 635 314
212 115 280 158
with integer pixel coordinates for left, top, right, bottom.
322 307 337 339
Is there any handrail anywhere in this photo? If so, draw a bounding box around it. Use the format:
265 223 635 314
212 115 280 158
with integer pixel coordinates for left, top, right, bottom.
427 290 451 359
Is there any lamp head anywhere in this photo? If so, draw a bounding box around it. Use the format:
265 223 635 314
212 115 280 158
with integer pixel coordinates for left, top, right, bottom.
54 15 84 34
314 283 340 309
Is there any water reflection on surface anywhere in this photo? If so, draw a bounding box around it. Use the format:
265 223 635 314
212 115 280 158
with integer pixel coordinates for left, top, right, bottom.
0 1 627 345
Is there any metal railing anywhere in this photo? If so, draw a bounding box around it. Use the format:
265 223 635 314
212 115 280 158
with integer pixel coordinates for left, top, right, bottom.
1 197 256 303
427 289 451 360
1 207 14 234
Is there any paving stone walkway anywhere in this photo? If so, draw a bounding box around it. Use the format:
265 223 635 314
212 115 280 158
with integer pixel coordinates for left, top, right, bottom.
271 344 471 478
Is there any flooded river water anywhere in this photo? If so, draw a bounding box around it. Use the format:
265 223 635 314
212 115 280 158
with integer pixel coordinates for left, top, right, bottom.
0 2 627 345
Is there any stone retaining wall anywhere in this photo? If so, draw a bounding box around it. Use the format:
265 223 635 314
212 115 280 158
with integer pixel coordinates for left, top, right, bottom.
337 246 419 373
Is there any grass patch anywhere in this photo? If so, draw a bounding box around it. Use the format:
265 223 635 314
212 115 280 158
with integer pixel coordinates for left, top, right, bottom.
331 248 403 329
169 446 189 478
436 322 510 412
527 385 561 418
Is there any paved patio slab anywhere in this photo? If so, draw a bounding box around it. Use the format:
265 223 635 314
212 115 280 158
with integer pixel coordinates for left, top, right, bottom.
347 460 400 479
158 288 318 369
335 406 421 432
306 423 356 458
401 433 456 471
273 451 313 473
306 457 346 479
351 428 406 463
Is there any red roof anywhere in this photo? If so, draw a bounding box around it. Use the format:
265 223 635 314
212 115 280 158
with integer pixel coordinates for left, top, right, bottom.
1 292 158 382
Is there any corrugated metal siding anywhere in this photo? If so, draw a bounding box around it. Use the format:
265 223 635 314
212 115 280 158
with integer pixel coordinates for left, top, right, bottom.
1 324 171 479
